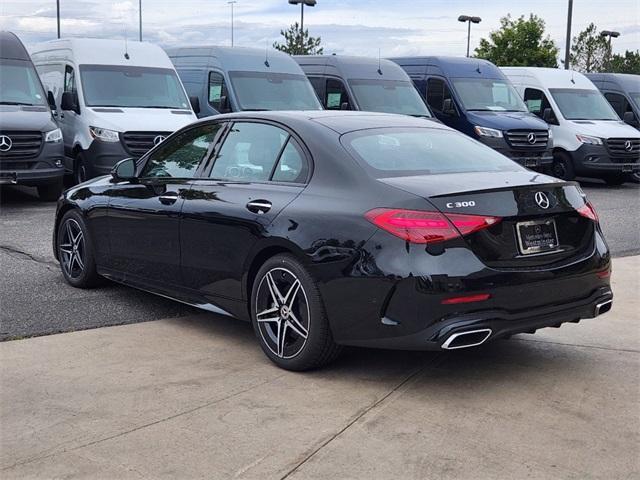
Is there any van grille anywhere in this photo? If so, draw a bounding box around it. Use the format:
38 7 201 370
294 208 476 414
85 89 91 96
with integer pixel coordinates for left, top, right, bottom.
605 138 640 158
504 130 549 149
0 131 43 163
121 131 171 158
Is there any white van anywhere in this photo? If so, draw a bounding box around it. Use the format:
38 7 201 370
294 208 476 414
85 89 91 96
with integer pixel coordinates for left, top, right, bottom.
31 38 197 183
502 67 640 185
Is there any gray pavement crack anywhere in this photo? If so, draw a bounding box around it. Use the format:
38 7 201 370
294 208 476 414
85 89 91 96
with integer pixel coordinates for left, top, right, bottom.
279 354 444 480
0 244 58 268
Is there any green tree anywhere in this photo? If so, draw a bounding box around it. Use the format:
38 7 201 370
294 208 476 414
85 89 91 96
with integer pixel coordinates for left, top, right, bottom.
570 23 608 72
608 50 640 74
273 22 323 55
475 14 558 67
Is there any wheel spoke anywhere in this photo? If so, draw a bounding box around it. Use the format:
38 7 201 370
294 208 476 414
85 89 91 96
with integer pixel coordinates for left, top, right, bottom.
65 222 73 243
75 251 85 270
283 279 300 309
286 312 308 339
265 272 284 306
276 320 287 358
59 244 73 254
72 229 83 245
257 305 279 322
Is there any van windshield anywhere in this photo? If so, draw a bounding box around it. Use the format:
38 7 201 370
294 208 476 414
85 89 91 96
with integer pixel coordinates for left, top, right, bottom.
79 65 190 109
0 59 47 106
451 78 527 112
348 79 432 117
229 71 322 111
549 88 619 121
629 92 640 109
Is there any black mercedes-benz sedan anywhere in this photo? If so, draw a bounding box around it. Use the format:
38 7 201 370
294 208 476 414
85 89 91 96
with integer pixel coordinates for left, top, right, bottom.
53 111 613 370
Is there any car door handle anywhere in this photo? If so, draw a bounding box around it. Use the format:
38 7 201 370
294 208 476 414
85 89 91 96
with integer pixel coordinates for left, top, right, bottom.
246 200 272 214
159 192 179 205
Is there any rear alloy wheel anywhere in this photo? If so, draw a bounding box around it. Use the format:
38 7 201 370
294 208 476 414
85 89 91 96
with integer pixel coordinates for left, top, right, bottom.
57 210 100 288
251 254 341 371
551 151 575 180
37 180 63 201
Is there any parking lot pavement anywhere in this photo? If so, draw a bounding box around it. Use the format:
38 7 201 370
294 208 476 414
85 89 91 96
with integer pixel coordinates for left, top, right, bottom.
0 179 639 341
1 255 638 479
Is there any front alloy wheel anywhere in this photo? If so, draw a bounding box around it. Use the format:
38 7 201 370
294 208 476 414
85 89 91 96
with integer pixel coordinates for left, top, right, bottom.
59 218 86 279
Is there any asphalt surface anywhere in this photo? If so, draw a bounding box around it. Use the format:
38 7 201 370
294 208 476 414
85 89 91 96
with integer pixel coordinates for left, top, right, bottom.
1 178 639 340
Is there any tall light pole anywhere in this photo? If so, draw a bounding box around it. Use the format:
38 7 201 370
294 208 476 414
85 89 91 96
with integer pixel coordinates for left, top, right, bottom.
139 0 142 41
458 15 481 57
564 0 573 69
56 0 60 38
228 1 237 47
600 30 620 70
288 0 317 53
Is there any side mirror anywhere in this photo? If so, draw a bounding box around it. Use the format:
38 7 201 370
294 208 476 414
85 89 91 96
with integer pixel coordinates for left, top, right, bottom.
111 158 137 181
47 91 57 113
219 95 231 113
340 101 350 110
623 110 638 126
61 91 79 114
189 95 200 115
442 98 456 116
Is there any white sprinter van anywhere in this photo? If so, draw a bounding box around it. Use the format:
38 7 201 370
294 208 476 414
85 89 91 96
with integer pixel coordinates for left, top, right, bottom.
502 67 640 185
31 38 197 183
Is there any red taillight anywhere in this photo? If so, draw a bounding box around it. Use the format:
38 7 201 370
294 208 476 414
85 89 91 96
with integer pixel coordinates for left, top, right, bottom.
596 268 611 279
577 202 598 222
365 208 501 244
441 293 491 305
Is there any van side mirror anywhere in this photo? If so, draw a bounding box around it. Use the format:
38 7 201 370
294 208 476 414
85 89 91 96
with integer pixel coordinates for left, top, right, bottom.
340 101 350 110
542 107 558 125
61 91 79 114
47 91 57 112
111 158 137 181
442 98 456 116
219 95 232 113
189 95 200 115
623 111 638 127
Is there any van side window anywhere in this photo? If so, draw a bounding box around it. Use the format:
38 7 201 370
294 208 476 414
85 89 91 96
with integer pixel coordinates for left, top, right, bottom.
426 78 453 113
64 65 76 94
308 77 325 103
523 88 556 122
208 72 229 112
604 92 629 118
326 79 349 110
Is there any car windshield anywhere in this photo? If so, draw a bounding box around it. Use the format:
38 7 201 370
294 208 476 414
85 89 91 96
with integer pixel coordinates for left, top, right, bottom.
229 71 322 111
348 79 432 117
342 127 523 177
0 59 47 106
451 78 527 112
549 88 619 121
79 64 190 109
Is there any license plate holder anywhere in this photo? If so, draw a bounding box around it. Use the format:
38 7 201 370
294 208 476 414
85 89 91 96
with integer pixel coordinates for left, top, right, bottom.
516 219 559 255
622 164 633 173
524 158 539 168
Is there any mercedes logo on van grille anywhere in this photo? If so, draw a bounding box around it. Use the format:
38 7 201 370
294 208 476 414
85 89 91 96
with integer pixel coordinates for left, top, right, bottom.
624 140 633 152
153 135 166 146
0 135 13 152
535 191 550 209
527 132 537 144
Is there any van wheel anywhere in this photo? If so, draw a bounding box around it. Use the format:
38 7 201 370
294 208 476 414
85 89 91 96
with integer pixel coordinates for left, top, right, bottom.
37 180 63 201
74 154 89 185
551 151 575 180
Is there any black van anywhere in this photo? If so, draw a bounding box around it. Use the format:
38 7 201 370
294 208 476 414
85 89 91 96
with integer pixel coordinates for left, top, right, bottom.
390 56 553 169
294 55 434 118
0 31 64 200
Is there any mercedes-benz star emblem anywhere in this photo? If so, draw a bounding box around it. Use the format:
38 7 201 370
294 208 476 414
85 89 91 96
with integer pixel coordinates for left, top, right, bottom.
535 191 550 209
624 140 633 152
0 135 13 152
527 132 536 144
153 135 166 146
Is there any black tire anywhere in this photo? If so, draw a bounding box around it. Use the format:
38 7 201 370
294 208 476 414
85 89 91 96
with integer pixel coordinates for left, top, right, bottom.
604 175 626 186
56 210 101 288
250 254 342 371
74 153 89 185
629 172 640 184
551 151 575 180
37 180 63 201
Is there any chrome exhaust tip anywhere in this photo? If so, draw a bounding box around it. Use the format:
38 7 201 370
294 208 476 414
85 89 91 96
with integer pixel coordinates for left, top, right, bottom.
594 299 612 316
441 328 492 350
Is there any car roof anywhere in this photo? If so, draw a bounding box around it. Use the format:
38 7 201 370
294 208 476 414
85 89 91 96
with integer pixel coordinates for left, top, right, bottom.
195 110 449 134
389 56 505 79
293 55 411 82
0 31 31 61
585 73 640 91
501 67 597 90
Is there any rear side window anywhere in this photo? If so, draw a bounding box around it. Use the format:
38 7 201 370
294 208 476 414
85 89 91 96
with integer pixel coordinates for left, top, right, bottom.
342 127 523 177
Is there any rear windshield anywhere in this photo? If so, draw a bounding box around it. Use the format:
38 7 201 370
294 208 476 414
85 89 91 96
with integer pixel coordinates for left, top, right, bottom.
348 79 432 117
342 127 523 177
229 71 322 111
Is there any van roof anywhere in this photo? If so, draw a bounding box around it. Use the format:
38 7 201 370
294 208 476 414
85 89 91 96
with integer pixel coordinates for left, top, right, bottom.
585 72 640 92
0 31 31 61
501 67 597 90
166 46 304 75
389 56 505 79
294 55 411 82
30 38 175 68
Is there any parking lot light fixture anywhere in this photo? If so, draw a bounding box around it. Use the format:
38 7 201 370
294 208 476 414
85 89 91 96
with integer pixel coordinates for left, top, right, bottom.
458 15 482 58
288 0 317 52
600 30 620 69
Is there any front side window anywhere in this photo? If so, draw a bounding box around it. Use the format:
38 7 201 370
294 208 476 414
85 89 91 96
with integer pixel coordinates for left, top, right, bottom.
141 124 221 178
451 78 527 112
326 79 349 110
523 87 556 122
79 65 189 109
228 71 322 111
549 88 619 121
426 78 453 113
64 65 76 93
604 92 628 118
208 71 230 112
348 79 432 117
0 59 47 106
210 122 304 182
342 127 523 178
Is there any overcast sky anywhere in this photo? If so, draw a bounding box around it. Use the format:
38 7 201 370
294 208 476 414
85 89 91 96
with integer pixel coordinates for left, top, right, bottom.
1 0 638 61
